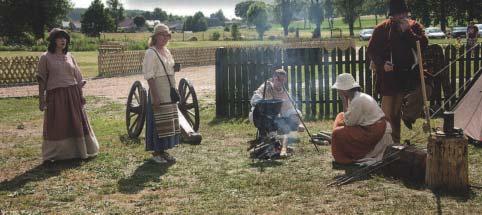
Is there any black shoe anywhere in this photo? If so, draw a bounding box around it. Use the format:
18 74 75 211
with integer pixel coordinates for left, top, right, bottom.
403 119 414 130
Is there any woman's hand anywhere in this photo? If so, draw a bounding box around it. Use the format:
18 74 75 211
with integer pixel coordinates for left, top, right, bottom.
39 99 47 111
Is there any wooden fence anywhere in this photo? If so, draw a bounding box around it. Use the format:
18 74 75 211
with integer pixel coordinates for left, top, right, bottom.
0 56 39 86
98 47 218 77
215 43 482 119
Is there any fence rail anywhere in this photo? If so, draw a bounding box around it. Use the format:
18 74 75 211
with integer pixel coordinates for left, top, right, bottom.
215 43 482 119
0 56 39 86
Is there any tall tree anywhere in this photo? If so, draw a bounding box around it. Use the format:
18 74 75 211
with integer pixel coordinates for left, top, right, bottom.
81 0 115 37
184 12 208 32
407 0 431 27
106 0 125 32
247 1 271 40
324 0 335 29
334 0 363 36
274 0 294 37
210 9 227 22
192 12 208 32
362 0 388 24
0 0 72 41
309 0 324 38
235 1 256 21
430 0 452 32
152 8 168 21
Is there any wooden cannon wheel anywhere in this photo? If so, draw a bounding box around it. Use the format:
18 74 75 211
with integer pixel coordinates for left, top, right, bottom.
178 78 200 132
126 81 147 138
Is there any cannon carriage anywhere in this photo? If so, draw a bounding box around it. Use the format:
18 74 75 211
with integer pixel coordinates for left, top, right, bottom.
125 78 202 143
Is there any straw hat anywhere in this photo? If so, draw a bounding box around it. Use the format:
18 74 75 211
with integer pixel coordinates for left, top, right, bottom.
332 73 360 91
152 23 171 37
47 28 70 41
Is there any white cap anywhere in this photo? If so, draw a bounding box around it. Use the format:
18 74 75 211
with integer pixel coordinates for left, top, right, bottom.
332 73 360 90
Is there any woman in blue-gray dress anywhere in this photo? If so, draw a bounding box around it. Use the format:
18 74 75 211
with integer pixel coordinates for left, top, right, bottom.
142 23 180 163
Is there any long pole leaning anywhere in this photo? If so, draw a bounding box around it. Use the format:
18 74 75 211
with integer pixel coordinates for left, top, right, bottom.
416 41 431 133
282 86 320 153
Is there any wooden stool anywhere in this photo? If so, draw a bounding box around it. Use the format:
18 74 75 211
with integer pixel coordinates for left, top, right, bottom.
426 132 469 194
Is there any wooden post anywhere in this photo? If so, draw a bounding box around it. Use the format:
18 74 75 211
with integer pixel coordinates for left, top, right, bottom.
426 133 469 194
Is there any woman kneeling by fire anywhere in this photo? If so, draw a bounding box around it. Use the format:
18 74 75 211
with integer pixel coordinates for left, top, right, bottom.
331 73 394 165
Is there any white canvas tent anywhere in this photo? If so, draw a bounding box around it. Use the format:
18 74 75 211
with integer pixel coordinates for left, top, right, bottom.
454 70 482 141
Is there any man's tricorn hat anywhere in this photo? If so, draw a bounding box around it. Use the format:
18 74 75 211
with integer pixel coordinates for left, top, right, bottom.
389 0 409 16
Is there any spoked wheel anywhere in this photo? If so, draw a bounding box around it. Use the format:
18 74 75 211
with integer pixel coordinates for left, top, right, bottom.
126 81 147 138
178 78 200 132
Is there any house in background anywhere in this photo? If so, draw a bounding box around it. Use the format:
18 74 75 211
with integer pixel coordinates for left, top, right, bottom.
118 18 136 32
168 21 184 32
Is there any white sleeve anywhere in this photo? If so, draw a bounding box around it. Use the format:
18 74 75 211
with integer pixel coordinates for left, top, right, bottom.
142 49 156 80
250 83 265 106
344 98 364 126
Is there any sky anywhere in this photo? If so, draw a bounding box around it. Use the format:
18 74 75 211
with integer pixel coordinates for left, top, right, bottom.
72 0 273 19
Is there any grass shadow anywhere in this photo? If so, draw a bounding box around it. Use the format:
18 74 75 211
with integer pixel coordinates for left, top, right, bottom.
119 134 142 145
117 160 174 194
249 160 283 172
208 117 249 126
0 159 88 192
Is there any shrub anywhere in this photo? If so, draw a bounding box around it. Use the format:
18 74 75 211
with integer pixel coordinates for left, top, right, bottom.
211 32 221 41
224 26 230 32
231 24 240 41
188 36 198 41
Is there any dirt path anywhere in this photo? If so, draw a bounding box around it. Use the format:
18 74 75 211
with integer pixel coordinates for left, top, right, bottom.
0 65 215 103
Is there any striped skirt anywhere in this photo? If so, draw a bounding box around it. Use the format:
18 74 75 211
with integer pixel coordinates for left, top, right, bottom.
145 94 180 152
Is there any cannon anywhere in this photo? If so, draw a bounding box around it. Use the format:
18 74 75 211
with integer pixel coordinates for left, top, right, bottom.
125 78 202 144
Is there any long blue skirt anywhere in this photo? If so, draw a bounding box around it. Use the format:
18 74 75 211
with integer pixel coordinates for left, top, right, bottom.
145 95 180 152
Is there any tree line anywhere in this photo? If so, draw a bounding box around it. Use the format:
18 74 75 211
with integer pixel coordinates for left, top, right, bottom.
0 0 481 44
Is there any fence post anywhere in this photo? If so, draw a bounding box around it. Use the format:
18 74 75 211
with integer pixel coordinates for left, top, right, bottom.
215 47 225 117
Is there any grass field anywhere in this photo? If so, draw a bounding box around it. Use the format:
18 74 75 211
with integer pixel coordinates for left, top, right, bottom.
1 96 482 213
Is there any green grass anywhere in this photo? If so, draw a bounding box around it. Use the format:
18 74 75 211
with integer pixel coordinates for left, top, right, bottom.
1 96 482 213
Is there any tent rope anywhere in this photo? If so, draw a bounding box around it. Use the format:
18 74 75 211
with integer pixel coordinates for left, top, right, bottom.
430 44 480 78
430 67 482 118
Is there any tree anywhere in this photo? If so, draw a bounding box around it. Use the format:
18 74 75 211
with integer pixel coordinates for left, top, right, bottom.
231 23 241 40
430 0 450 32
106 0 125 32
273 0 294 37
334 0 363 36
324 0 335 29
81 0 115 37
309 0 324 38
362 0 387 24
235 1 256 20
193 12 208 32
407 0 431 27
183 16 194 31
210 9 227 22
247 1 271 40
152 8 168 21
133 15 146 28
183 12 208 32
0 0 72 42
